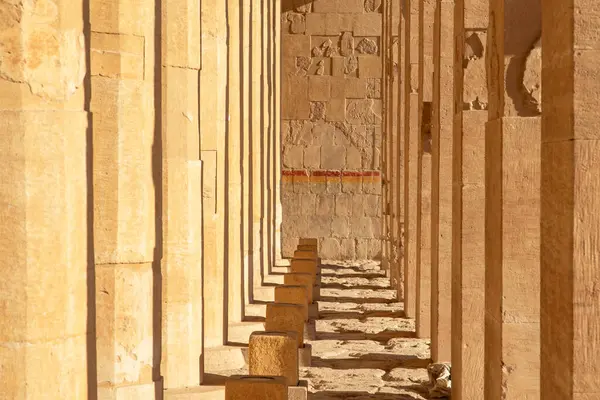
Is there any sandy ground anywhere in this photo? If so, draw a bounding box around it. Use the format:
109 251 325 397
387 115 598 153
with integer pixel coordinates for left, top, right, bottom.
303 260 431 400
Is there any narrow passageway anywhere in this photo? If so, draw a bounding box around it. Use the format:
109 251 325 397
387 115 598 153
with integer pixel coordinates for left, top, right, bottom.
304 260 430 399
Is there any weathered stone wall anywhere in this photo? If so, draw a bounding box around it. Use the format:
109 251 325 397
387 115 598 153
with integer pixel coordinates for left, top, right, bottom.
280 0 384 259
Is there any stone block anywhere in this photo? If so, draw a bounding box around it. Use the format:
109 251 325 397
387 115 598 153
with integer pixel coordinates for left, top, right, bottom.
321 238 341 259
298 345 312 368
284 273 315 303
297 244 318 253
290 259 318 279
288 381 309 400
358 56 382 78
335 193 352 217
327 99 346 122
91 78 155 264
249 332 299 386
300 193 317 214
283 34 311 58
265 304 305 348
346 146 363 169
283 145 304 169
346 99 381 125
225 376 287 400
162 0 201 68
275 285 309 320
91 0 154 36
288 13 306 34
308 76 331 101
350 217 375 238
282 76 310 119
340 238 356 259
345 78 367 98
299 238 318 246
316 195 334 216
331 57 346 77
331 216 350 238
96 263 154 386
325 14 354 35
353 13 383 36
91 32 145 80
303 146 321 169
305 13 327 35
320 144 346 169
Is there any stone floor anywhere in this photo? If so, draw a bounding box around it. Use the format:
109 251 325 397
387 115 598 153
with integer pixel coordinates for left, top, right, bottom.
304 260 431 399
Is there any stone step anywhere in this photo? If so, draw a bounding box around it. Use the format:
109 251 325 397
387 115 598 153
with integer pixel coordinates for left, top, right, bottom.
228 321 265 344
204 346 248 373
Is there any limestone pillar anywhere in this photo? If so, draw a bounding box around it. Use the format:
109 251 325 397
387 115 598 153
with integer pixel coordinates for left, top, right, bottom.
227 0 245 328
273 0 284 266
201 0 228 349
261 0 273 275
416 0 435 339
396 0 407 301
451 1 487 397
159 0 203 391
89 0 157 394
403 0 420 319
430 0 454 362
541 1 600 397
381 0 391 274
485 0 541 397
0 1 88 395
251 0 264 297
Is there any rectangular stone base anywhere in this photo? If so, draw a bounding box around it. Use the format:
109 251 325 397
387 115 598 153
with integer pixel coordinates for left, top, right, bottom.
308 303 319 320
313 285 321 301
298 343 312 367
288 380 309 400
304 320 316 341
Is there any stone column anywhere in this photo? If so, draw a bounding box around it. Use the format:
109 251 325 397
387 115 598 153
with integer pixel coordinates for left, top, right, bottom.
89 0 157 394
0 0 88 396
430 0 454 362
273 0 284 266
541 1 600 398
261 0 272 275
451 0 487 397
381 0 390 273
201 0 227 349
391 0 403 294
416 0 435 339
396 0 406 301
403 0 420 320
227 0 245 328
160 0 202 390
485 0 541 398
251 0 264 298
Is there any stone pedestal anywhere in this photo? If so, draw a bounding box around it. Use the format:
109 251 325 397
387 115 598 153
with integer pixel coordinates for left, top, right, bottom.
288 380 309 400
275 286 309 320
265 303 306 348
290 259 319 282
284 273 314 303
225 376 288 400
249 332 299 386
298 344 313 367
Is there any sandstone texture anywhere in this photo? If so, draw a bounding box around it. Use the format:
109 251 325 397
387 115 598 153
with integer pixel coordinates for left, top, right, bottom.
281 1 383 259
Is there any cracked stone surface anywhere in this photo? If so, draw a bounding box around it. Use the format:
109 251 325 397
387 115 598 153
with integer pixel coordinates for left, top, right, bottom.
302 260 431 399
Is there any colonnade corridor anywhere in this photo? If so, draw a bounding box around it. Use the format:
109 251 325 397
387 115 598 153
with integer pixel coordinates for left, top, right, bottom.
0 0 599 399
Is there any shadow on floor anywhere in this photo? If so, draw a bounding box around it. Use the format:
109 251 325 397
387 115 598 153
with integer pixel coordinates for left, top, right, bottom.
311 353 430 370
311 389 428 400
314 330 416 342
318 310 406 320
318 296 399 304
319 283 393 291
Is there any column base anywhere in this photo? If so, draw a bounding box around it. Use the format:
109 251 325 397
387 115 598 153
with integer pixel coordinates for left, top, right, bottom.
298 344 312 367
308 303 319 320
288 380 309 400
304 320 316 341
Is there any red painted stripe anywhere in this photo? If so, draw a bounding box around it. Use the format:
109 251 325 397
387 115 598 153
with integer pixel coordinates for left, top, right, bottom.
282 169 381 178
